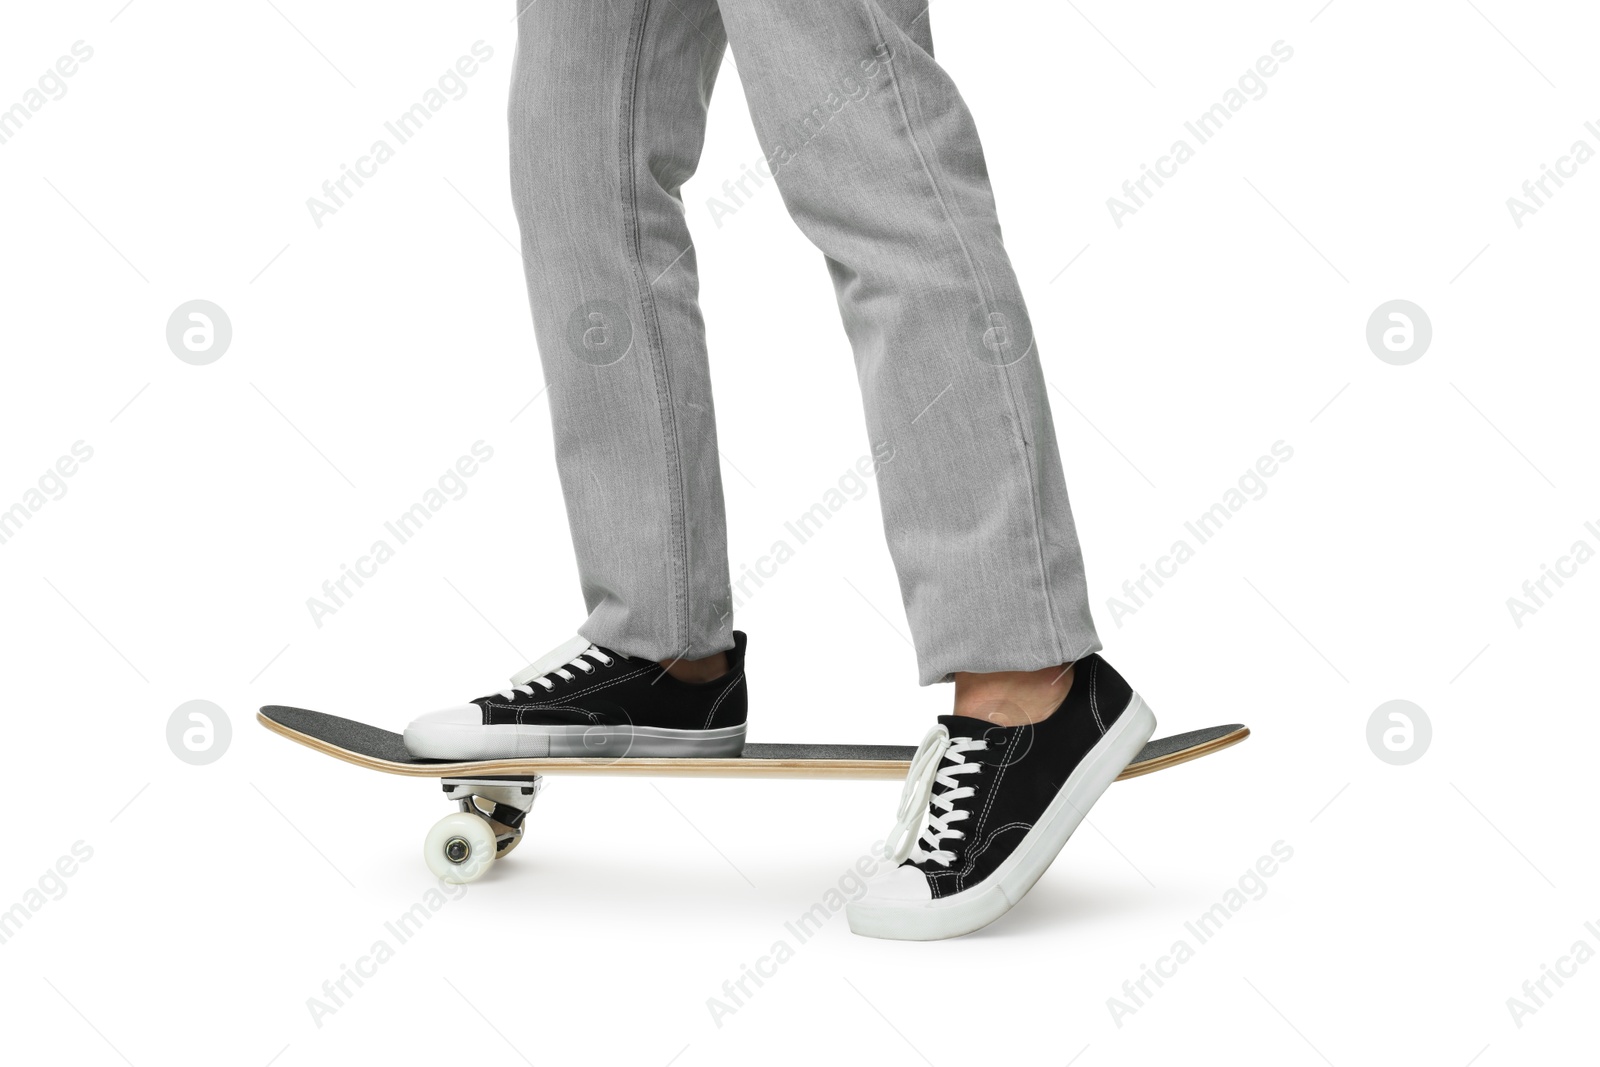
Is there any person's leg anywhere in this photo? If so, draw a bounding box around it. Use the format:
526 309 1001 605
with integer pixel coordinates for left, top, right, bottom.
509 0 734 666
713 0 1099 687
403 0 748 762
711 0 1153 938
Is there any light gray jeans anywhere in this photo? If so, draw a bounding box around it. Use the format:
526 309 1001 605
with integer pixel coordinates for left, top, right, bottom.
509 0 1100 684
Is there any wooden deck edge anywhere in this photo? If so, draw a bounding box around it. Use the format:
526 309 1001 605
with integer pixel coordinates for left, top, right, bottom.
1116 726 1251 780
256 712 912 780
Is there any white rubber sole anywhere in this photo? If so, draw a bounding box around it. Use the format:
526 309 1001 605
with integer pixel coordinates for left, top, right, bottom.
846 693 1158 941
403 721 747 760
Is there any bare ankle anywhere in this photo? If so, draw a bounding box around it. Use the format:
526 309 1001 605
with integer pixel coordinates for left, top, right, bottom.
660 651 730 684
952 663 1075 727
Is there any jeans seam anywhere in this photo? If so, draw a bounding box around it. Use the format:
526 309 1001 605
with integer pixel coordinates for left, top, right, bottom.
862 0 1066 668
620 0 690 655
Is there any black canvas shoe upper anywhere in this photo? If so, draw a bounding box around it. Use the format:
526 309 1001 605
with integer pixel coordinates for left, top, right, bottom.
902 653 1134 898
474 631 748 732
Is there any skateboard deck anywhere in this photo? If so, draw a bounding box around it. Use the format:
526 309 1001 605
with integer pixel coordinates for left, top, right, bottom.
257 706 1248 883
257 705 1248 782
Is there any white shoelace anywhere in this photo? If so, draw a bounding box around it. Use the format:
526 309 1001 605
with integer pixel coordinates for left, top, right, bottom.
883 725 988 868
496 637 614 702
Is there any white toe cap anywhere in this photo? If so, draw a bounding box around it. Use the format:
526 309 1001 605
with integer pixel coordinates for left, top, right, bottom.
408 704 482 729
403 704 484 758
860 864 933 904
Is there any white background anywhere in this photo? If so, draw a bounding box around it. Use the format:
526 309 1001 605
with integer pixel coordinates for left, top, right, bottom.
2 1 1597 1063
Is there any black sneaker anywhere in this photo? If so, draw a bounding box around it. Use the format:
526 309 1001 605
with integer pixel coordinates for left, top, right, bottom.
403 632 748 759
847 654 1156 940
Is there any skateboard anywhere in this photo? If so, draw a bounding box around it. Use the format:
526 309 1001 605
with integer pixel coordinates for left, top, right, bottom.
257 705 1248 884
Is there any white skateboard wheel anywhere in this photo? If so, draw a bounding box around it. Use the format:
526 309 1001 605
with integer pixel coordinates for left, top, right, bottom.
423 812 496 884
